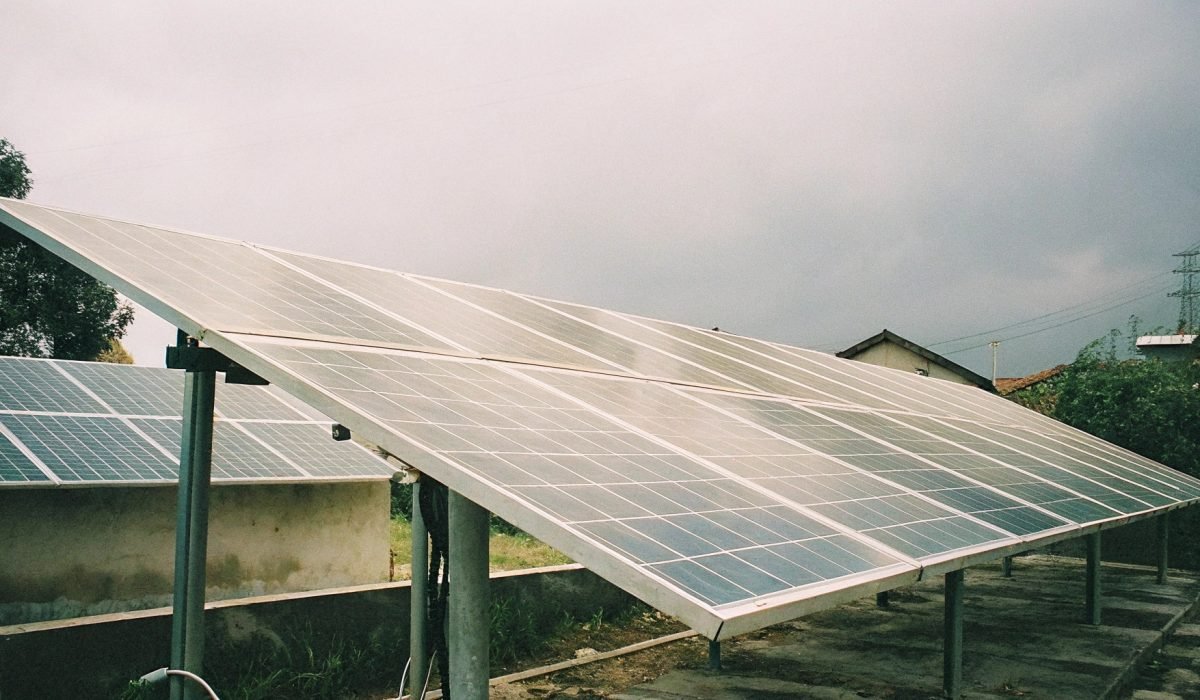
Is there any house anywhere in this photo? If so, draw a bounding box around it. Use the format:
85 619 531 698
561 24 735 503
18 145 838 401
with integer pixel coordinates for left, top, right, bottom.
0 356 399 625
1136 334 1200 362
837 329 995 391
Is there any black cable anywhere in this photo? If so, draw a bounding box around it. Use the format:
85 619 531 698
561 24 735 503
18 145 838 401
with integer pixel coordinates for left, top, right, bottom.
419 478 451 700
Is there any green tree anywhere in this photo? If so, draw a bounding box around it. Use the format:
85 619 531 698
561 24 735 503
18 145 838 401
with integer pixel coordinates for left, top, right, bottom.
0 139 134 360
1053 342 1200 476
1026 332 1200 568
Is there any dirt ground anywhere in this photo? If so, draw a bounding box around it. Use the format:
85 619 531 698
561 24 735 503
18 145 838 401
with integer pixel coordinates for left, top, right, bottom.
489 609 705 700
382 555 1200 700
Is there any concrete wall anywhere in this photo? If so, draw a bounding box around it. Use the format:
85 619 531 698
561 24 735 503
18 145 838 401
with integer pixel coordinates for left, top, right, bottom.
0 481 389 625
0 565 637 698
850 341 975 385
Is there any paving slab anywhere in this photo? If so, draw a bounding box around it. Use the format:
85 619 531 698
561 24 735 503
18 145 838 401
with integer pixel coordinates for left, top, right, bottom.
612 555 1200 700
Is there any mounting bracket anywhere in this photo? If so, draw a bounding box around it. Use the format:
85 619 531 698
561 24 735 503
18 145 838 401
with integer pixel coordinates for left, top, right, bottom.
166 337 268 385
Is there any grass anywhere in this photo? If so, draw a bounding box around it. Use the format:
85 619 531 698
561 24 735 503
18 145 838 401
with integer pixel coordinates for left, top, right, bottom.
389 517 571 579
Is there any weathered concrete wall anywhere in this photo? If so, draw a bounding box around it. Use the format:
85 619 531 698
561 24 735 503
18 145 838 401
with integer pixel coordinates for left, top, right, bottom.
0 565 636 699
851 342 975 385
0 482 389 625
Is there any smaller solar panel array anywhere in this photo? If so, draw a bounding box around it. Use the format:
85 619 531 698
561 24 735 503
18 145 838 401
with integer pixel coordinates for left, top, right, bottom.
0 356 396 486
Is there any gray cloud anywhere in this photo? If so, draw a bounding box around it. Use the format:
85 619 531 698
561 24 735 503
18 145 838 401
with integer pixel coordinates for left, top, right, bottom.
3 1 1197 376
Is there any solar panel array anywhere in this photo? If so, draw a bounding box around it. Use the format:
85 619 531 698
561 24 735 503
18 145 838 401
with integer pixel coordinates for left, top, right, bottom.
0 355 396 486
3 197 1198 638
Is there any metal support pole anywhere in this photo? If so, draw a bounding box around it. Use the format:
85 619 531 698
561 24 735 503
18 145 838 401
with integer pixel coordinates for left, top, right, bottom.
876 591 890 608
1001 556 1013 578
1086 532 1102 625
448 490 489 700
943 570 964 699
707 639 721 671
169 367 216 700
410 479 429 698
1157 513 1170 585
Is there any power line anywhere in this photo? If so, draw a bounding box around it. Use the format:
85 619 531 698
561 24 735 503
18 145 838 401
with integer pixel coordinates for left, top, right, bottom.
928 269 1175 348
939 282 1174 356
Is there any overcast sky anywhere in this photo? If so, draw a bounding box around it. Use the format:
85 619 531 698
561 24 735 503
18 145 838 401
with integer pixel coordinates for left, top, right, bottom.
4 1 1198 378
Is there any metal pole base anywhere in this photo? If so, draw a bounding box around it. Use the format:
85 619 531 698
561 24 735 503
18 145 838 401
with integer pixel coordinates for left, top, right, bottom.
1157 514 1169 585
943 570 964 699
708 639 721 671
1086 532 1102 626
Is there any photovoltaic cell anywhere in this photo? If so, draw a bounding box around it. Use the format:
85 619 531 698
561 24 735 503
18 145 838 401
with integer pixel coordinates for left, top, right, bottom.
884 412 1120 523
244 339 908 609
58 360 183 416
416 277 746 388
264 250 617 371
0 356 106 413
0 201 447 348
535 298 834 398
215 382 312 421
0 432 47 482
0 355 395 485
132 418 305 480
236 422 396 478
1 414 178 482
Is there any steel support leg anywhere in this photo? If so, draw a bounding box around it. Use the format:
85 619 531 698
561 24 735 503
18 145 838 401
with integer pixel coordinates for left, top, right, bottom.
708 639 721 671
169 368 216 700
1086 532 1102 625
876 591 890 608
448 491 489 700
943 570 964 699
1001 556 1013 578
1157 513 1170 585
410 480 429 698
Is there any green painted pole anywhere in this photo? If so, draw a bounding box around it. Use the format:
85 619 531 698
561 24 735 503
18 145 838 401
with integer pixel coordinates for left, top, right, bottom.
943 570 964 699
1086 532 1102 625
1157 513 1170 585
410 479 429 698
169 366 216 700
876 591 890 608
448 490 489 699
708 639 721 671
1001 556 1013 578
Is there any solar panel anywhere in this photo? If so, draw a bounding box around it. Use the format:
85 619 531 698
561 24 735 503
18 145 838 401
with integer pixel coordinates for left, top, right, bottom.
239 338 911 611
1 414 179 482
0 356 108 413
4 196 1198 638
0 201 447 349
0 356 396 486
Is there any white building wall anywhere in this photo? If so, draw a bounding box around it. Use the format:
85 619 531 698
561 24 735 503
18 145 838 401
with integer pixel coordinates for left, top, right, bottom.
849 342 977 386
0 481 389 624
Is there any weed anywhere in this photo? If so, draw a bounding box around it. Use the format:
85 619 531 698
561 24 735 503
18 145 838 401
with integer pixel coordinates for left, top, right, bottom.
490 597 542 669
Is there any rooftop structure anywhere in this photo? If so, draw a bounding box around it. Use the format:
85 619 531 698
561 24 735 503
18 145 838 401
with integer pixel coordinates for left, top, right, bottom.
1137 334 1200 362
837 329 995 391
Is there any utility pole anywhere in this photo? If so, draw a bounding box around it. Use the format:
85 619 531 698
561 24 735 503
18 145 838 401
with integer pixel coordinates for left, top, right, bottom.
1169 245 1200 334
989 340 1000 384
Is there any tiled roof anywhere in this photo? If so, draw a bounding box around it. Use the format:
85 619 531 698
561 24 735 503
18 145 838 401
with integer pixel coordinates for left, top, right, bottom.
995 364 1067 396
